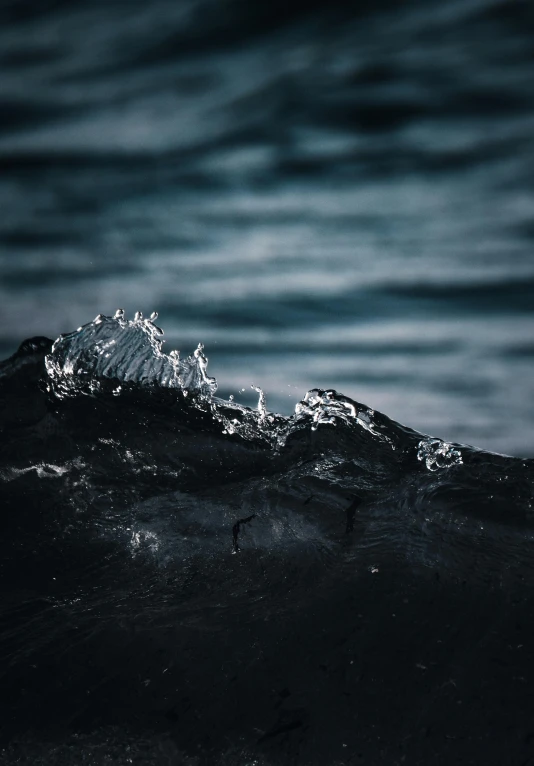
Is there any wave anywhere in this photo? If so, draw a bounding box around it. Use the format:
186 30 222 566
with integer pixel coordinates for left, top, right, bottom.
39 310 468 463
2 309 532 500
2 310 534 763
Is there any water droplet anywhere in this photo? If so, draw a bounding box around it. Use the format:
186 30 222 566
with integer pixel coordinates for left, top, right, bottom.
113 308 125 320
134 311 143 321
149 311 158 321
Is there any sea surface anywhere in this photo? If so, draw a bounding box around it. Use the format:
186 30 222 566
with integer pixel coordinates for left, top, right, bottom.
1 314 534 766
1 1 534 764
0 0 533 454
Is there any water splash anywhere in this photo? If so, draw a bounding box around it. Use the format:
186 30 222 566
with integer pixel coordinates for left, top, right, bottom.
294 388 393 445
251 385 267 419
45 310 217 399
417 438 463 471
38 312 470 465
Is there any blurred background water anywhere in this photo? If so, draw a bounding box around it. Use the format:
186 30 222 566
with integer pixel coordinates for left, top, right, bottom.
0 0 533 455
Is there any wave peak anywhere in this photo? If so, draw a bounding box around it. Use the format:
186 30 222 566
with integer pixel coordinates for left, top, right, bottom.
44 310 217 399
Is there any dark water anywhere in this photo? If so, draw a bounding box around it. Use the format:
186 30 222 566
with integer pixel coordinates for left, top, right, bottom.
1 0 534 454
1 1 534 763
1 314 534 765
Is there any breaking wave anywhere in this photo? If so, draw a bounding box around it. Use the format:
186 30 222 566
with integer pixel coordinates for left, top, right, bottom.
1 311 534 765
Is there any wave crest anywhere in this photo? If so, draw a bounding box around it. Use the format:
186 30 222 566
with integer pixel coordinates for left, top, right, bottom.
44 309 217 399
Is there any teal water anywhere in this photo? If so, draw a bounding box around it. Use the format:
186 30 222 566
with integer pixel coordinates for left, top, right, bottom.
0 0 533 454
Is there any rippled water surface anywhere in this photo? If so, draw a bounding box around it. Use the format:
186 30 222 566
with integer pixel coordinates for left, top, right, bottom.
1 0 534 454
2 2 534 763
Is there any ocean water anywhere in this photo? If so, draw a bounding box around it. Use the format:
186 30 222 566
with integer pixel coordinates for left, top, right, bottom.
2 1 534 764
1 0 533 455
2 314 534 766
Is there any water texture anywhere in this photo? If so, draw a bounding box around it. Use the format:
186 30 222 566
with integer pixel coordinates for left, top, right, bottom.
1 314 534 764
2 1 534 762
0 0 533 454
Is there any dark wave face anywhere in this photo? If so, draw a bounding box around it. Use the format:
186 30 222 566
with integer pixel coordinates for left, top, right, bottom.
2 315 534 764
